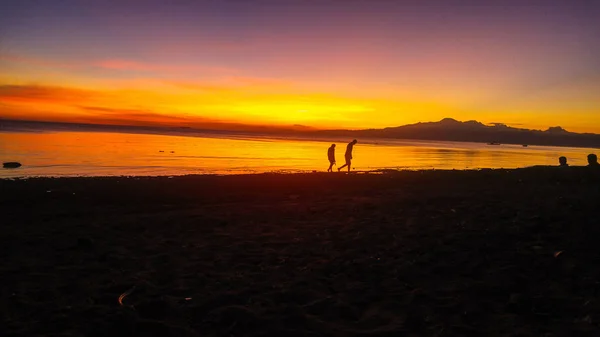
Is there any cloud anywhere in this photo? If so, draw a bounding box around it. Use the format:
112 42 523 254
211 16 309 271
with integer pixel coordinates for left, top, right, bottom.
1 52 237 77
0 85 195 126
93 59 236 75
79 105 179 116
71 106 194 126
71 106 293 131
0 53 81 70
163 81 237 93
0 85 97 104
163 76 300 94
77 105 193 121
489 122 525 126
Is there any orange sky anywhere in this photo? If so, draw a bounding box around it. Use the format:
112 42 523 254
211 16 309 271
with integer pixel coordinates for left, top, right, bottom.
1 1 599 133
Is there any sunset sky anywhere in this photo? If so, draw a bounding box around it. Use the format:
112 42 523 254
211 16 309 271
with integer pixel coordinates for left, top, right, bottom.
1 0 599 132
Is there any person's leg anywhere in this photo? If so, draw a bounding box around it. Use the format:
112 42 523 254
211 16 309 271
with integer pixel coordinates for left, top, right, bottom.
339 157 350 171
328 162 334 172
347 160 351 172
338 163 347 171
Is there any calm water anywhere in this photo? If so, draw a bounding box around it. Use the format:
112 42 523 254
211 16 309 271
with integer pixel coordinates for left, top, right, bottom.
0 131 597 177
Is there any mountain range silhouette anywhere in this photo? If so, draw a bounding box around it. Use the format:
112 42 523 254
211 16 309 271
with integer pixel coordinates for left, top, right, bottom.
315 118 600 148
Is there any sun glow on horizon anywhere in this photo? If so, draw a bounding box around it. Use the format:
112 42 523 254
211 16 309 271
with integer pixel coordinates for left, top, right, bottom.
1 75 599 133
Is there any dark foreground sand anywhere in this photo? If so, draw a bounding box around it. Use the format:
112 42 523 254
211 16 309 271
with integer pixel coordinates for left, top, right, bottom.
2 168 600 337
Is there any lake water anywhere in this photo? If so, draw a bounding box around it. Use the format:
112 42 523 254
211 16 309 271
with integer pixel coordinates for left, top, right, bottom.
0 130 597 177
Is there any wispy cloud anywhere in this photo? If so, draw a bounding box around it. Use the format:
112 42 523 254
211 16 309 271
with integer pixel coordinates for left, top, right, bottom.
78 105 181 117
93 59 237 75
70 106 283 131
489 122 525 126
0 85 97 103
74 105 200 126
0 53 81 70
1 52 238 77
0 84 228 126
165 77 295 92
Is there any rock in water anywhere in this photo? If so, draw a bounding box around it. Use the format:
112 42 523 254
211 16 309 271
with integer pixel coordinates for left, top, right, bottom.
3 162 22 169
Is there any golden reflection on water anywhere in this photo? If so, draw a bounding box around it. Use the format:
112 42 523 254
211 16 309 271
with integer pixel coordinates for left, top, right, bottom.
0 131 596 177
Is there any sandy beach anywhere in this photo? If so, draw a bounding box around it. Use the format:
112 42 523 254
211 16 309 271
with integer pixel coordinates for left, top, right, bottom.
2 168 600 336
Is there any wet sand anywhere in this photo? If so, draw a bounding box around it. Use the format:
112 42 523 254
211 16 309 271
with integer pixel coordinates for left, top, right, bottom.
2 168 600 336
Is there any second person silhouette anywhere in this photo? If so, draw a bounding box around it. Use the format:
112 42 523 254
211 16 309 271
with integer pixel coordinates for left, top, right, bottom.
338 139 358 172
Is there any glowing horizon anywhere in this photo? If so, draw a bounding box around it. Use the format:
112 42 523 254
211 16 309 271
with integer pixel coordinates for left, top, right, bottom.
1 1 599 133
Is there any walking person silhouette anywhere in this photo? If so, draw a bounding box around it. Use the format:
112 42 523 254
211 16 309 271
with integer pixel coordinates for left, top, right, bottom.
327 144 336 172
338 139 357 172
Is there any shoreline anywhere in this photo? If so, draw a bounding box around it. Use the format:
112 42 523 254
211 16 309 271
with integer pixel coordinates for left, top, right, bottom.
0 165 592 180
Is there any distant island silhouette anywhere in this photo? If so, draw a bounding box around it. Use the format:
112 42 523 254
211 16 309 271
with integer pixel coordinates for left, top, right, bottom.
2 117 599 149
314 118 600 148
